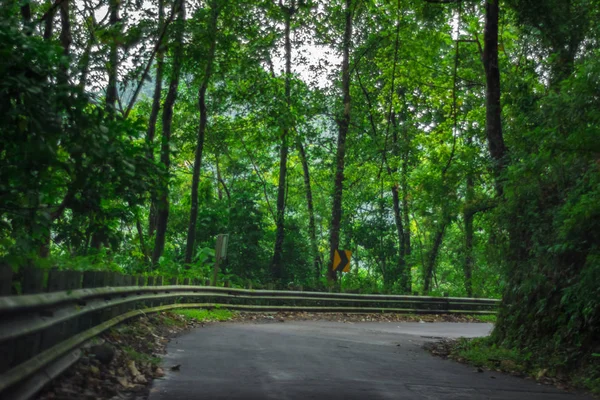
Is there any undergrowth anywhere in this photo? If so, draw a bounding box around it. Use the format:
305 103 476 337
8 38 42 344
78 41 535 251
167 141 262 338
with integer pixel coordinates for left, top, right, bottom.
174 308 236 322
450 337 600 394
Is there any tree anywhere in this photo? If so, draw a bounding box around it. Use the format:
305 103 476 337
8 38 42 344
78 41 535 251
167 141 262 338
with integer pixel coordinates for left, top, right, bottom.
328 0 353 282
185 0 222 266
152 0 186 267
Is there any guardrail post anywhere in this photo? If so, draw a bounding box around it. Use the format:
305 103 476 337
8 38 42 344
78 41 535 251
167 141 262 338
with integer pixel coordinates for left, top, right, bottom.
41 269 72 354
82 271 96 288
21 266 45 294
0 264 13 295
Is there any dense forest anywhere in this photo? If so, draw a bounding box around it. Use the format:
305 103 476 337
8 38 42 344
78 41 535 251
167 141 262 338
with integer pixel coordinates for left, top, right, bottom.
1 0 599 383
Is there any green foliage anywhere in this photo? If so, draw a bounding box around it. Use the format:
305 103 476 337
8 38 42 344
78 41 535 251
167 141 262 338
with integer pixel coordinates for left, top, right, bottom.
452 337 600 394
0 0 598 385
175 308 236 322
122 346 162 366
452 337 530 373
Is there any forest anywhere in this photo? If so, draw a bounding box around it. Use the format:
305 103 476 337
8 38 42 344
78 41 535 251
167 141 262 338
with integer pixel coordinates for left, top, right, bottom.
1 0 599 386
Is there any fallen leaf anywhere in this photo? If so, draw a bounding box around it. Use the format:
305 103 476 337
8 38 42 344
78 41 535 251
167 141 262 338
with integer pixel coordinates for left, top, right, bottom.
117 376 133 388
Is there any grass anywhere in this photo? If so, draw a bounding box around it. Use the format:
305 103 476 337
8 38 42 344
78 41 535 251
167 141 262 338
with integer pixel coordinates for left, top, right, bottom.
174 308 236 322
467 314 497 323
449 337 600 394
452 337 529 373
161 314 187 328
123 345 162 366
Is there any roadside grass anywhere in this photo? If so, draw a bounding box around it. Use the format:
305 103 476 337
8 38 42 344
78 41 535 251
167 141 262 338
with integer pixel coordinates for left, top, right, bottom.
448 337 600 394
123 345 162 367
174 308 236 322
453 337 528 373
465 314 497 323
161 314 188 328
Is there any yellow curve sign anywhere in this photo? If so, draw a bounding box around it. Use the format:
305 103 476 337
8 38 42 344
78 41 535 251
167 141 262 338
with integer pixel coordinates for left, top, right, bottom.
333 249 352 273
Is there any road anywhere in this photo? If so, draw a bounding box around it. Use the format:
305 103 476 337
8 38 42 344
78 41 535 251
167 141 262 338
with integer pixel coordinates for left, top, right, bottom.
148 320 591 400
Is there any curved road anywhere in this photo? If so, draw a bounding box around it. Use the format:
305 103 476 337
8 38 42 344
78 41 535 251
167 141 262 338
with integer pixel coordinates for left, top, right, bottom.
149 320 591 400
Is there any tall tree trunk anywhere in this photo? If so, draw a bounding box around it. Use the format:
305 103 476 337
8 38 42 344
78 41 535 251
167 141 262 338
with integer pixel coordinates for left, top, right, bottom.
389 116 408 291
184 1 220 266
400 114 412 293
271 1 296 282
401 164 411 292
106 0 120 116
328 0 353 282
147 0 166 239
483 0 506 193
21 1 32 34
464 173 474 297
58 0 71 81
151 0 185 267
297 140 321 279
423 219 448 294
391 182 406 287
43 0 55 40
216 156 223 200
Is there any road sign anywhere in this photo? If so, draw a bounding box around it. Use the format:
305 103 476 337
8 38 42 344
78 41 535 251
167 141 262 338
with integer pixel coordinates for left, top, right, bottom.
212 234 229 286
216 234 229 260
332 249 352 273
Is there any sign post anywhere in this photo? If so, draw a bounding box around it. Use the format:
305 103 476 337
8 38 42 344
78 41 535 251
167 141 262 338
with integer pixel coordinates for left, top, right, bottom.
212 234 229 286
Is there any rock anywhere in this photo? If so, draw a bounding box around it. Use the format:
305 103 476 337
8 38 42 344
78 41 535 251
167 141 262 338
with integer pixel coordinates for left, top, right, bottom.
500 359 518 370
116 376 133 388
127 361 141 378
170 364 181 371
536 368 548 380
154 368 165 378
89 344 115 365
89 366 100 375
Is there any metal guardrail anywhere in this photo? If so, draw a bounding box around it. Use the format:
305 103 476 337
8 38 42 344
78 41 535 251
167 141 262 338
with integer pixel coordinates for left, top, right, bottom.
0 267 499 399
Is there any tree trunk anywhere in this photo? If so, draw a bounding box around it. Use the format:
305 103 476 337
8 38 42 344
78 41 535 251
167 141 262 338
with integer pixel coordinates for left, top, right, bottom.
106 0 120 116
147 0 166 239
151 0 186 267
464 173 474 297
328 0 353 282
483 0 506 193
401 124 412 293
43 0 55 40
21 2 32 34
297 140 321 279
271 1 295 283
391 182 406 289
58 0 71 81
136 217 150 264
423 220 448 294
184 1 220 266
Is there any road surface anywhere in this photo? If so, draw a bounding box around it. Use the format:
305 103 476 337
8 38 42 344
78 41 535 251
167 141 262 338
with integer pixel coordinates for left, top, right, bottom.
148 320 591 400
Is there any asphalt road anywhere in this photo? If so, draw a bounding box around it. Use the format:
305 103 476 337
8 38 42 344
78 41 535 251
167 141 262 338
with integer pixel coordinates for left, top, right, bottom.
148 320 591 400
